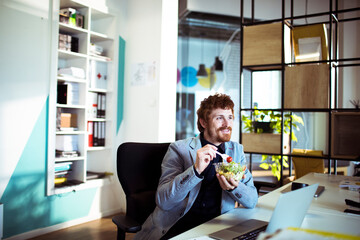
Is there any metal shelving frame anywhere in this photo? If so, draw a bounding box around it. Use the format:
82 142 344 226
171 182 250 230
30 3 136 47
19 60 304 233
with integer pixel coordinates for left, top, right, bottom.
239 0 360 186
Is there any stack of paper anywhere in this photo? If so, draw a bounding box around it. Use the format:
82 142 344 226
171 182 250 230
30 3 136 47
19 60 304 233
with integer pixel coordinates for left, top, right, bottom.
58 67 85 79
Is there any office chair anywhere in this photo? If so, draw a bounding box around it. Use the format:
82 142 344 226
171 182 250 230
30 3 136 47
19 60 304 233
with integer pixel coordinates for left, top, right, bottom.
291 149 325 179
112 142 170 240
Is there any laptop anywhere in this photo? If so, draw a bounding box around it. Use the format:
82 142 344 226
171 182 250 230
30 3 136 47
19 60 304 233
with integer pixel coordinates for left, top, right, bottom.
209 183 319 240
281 183 325 198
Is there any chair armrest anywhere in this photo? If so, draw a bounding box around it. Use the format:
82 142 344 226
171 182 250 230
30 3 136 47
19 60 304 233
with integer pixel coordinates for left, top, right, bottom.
112 215 142 233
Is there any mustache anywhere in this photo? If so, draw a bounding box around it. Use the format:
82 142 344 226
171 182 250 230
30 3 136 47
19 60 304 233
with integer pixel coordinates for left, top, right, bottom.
218 126 232 131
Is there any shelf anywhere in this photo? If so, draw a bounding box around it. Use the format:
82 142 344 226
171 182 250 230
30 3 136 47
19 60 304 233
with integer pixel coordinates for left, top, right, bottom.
88 88 107 93
56 104 86 109
48 0 116 195
87 118 106 122
56 156 85 162
89 54 112 62
60 0 87 9
54 177 111 195
331 112 360 159
87 146 108 151
58 49 87 59
57 75 86 83
90 31 113 42
239 0 360 186
242 64 283 71
56 130 86 135
59 22 87 34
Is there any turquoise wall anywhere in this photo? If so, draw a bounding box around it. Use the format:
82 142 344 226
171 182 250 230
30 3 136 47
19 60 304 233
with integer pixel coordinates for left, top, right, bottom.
117 36 125 134
0 99 97 238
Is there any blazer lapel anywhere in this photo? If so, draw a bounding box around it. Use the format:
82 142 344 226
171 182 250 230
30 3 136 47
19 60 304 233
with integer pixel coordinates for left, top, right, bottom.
225 141 235 161
189 135 202 165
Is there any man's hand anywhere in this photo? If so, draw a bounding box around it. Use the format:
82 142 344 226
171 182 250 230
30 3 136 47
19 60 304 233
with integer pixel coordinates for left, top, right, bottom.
216 174 239 191
194 144 217 174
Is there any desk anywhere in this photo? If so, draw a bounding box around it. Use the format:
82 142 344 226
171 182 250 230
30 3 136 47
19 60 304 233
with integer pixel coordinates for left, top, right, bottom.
172 173 360 239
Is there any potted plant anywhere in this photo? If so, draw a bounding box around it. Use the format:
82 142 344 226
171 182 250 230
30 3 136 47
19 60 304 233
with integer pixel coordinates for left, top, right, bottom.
241 108 304 181
242 109 275 133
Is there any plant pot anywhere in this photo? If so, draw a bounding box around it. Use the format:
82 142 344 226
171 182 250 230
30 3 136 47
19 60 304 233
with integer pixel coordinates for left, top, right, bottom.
253 121 273 133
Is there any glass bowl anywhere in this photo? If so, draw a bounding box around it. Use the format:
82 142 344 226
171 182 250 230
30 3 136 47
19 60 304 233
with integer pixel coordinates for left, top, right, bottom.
213 162 246 181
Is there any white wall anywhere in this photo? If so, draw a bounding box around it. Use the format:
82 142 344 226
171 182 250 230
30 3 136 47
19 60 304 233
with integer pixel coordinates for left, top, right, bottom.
0 0 51 201
121 0 178 143
0 0 178 238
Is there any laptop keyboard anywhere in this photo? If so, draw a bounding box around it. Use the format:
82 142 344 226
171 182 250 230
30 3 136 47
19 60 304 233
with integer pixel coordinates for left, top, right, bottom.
232 225 268 240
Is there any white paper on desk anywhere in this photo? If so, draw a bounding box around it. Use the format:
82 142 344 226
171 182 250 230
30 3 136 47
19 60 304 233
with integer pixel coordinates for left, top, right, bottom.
339 179 360 190
185 237 214 240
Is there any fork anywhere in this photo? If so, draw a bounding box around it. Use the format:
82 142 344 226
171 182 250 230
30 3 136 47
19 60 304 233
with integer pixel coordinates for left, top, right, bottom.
215 150 230 162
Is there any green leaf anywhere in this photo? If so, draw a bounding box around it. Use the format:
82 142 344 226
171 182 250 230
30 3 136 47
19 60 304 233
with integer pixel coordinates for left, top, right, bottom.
259 163 270 169
283 161 289 168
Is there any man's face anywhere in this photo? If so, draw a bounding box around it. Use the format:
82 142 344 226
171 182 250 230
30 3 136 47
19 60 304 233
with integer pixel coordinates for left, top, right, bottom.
202 108 234 145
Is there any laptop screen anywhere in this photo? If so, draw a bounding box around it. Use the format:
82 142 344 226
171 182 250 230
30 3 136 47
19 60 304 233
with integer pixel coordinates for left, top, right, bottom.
266 183 319 233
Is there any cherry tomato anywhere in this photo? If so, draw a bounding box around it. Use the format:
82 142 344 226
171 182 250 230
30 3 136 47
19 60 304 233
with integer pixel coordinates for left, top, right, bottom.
226 156 233 163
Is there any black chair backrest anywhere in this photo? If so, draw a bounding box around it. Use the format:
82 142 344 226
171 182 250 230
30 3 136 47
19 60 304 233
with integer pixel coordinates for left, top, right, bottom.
116 142 170 224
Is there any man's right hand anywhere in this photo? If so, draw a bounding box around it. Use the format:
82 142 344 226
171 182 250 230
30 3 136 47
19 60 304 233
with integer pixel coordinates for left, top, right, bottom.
194 144 217 174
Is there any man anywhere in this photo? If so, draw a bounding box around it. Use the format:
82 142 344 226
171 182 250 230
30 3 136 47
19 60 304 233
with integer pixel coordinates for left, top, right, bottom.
135 93 258 240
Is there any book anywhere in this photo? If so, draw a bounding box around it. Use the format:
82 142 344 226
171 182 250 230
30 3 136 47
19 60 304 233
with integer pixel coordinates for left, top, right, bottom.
59 127 78 132
56 150 79 158
87 121 93 147
100 121 105 146
93 122 98 146
100 93 106 118
57 82 79 105
55 163 72 172
87 92 98 119
56 135 78 151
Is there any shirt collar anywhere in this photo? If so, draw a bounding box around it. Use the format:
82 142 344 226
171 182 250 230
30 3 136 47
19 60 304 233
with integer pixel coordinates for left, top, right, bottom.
200 132 226 153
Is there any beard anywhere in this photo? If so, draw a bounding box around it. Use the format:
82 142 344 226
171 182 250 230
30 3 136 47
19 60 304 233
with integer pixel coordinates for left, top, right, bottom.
208 126 232 143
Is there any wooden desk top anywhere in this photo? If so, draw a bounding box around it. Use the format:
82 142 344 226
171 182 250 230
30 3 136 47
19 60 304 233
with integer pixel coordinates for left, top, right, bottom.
172 173 360 239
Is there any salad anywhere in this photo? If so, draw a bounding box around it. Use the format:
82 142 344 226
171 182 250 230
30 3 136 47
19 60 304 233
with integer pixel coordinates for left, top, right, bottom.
214 161 247 181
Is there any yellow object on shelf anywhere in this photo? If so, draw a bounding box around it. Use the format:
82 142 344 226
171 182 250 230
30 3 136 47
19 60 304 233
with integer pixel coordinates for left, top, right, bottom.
54 177 67 185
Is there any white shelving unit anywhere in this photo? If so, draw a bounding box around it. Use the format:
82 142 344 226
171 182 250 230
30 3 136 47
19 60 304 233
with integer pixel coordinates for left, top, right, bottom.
47 0 116 195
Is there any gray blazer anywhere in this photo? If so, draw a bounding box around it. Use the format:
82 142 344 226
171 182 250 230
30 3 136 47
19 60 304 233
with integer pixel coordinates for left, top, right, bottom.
134 135 258 240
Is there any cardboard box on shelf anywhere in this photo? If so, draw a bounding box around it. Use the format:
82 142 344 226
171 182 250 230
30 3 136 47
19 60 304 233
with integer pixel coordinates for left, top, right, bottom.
60 8 76 17
60 113 77 128
59 13 69 24
76 14 84 28
58 33 78 53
